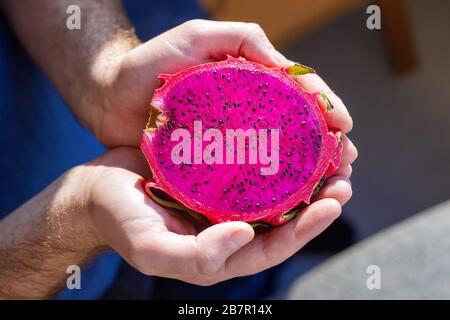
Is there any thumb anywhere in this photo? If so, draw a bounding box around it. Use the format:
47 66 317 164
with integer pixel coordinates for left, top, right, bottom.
195 221 254 275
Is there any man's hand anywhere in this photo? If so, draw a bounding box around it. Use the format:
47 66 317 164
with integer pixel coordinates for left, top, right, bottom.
90 19 296 147
92 19 354 147
83 145 356 286
0 0 353 147
0 1 358 295
0 141 356 298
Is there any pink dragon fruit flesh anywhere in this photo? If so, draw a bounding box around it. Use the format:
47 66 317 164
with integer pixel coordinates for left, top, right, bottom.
141 57 342 227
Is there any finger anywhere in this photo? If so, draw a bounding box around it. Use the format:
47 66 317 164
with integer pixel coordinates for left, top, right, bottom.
313 176 352 206
94 147 150 177
133 221 254 277
292 73 353 133
333 164 352 178
186 20 288 67
225 199 341 277
123 20 288 92
341 135 358 165
195 222 255 275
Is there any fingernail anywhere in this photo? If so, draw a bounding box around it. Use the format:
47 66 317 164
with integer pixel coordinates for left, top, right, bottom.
228 230 251 250
271 49 289 65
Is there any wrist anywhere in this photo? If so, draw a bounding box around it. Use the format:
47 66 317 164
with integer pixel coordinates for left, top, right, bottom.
51 166 108 254
79 31 142 143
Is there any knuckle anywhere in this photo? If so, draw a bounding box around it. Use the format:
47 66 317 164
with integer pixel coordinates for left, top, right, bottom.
346 165 353 177
351 146 358 163
246 22 264 34
340 182 353 205
183 19 207 33
126 240 152 274
332 92 344 105
243 22 273 49
345 116 354 133
196 250 220 276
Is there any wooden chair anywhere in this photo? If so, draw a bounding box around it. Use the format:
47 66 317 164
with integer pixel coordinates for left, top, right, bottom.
201 0 417 74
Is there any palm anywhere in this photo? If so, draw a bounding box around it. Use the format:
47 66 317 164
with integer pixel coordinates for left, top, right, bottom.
87 146 354 285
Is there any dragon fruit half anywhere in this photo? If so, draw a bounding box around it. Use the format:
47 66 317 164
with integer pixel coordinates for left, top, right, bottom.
141 57 342 226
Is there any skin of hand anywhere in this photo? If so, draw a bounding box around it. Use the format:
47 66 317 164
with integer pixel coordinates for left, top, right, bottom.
93 19 354 147
0 140 355 298
85 20 357 286
76 141 356 286
0 2 357 296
